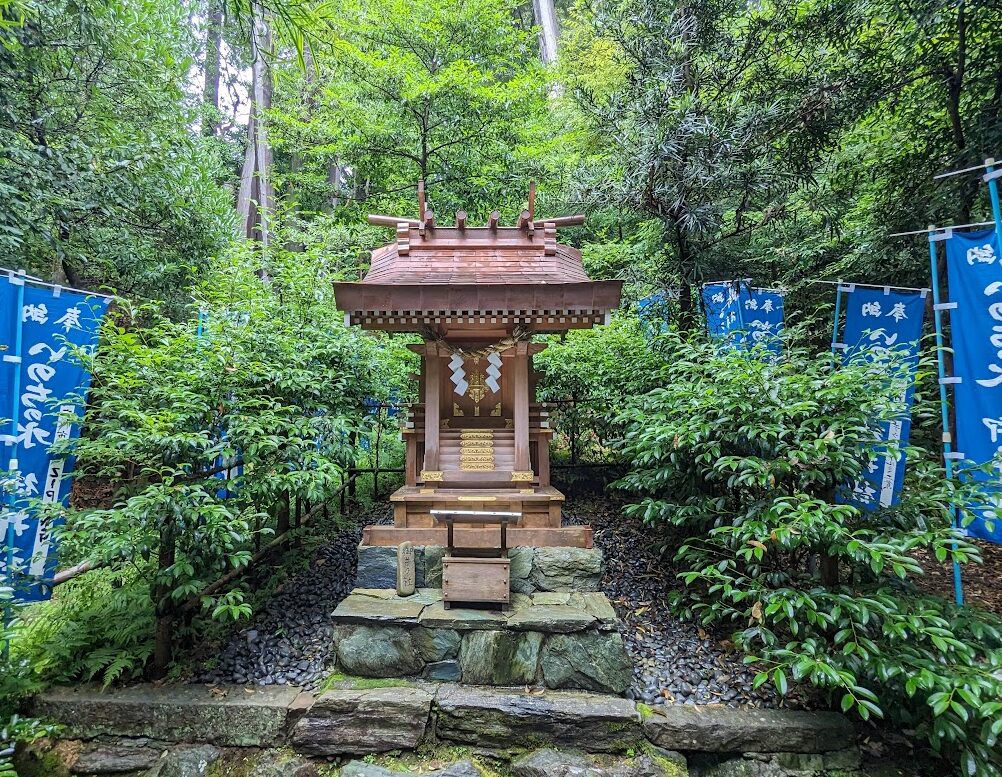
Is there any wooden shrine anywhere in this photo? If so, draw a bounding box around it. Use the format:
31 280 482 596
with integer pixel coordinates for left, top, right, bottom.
334 184 622 551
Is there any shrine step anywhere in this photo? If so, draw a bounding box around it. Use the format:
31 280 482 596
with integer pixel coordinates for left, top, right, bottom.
388 485 564 530
329 588 631 694
361 525 590 548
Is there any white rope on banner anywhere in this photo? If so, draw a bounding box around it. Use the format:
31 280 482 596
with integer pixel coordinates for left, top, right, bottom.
889 221 994 238
809 279 930 296
1 266 117 301
700 278 789 295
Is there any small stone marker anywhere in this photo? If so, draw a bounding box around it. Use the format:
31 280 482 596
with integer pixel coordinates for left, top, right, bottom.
397 541 416 596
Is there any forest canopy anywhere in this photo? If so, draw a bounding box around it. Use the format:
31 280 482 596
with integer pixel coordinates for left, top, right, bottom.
2 0 1002 775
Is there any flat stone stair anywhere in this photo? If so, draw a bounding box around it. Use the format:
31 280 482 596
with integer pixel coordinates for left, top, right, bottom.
330 588 633 693
32 682 859 766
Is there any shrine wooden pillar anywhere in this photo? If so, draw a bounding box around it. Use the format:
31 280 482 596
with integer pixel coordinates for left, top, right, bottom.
513 341 531 477
423 343 442 484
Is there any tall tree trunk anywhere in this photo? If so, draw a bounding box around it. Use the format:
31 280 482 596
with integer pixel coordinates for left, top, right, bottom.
944 0 967 151
250 2 274 248
531 0 559 65
236 115 257 237
151 517 177 678
202 0 223 137
673 221 695 330
326 160 344 211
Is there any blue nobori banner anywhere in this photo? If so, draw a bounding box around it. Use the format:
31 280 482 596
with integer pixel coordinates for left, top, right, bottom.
637 291 674 338
702 281 742 341
945 228 1002 543
836 285 926 511
702 281 785 351
0 275 110 601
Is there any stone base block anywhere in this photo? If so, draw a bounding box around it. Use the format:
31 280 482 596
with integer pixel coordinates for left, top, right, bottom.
642 706 855 754
356 544 603 593
33 684 302 747
291 687 433 755
330 589 631 693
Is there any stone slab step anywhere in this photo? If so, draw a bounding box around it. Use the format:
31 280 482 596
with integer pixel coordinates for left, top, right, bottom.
642 705 856 754
331 589 618 632
291 686 434 755
33 684 304 747
434 684 642 753
30 683 858 762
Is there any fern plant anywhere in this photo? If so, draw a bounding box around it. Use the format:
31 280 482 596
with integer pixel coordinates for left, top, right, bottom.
14 569 154 687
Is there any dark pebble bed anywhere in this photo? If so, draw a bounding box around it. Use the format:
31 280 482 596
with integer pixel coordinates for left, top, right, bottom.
197 496 809 708
195 503 392 691
563 497 808 709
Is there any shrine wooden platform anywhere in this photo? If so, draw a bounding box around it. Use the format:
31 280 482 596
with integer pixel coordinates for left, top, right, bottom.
370 485 590 547
389 485 563 526
362 524 592 548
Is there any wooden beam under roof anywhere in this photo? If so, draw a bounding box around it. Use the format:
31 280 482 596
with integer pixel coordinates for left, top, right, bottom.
533 214 585 228
369 214 420 227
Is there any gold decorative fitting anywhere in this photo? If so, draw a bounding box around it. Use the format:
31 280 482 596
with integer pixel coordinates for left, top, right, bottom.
460 431 494 439
420 470 444 482
440 419 450 429
468 367 487 405
511 471 534 482
453 402 465 417
505 419 514 429
490 402 502 417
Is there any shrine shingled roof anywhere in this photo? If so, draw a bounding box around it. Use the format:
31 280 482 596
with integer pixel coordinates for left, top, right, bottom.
362 224 589 285
333 184 622 333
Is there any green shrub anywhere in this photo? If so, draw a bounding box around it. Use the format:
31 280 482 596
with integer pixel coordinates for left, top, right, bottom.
536 316 668 464
1 589 54 777
48 246 401 677
616 334 1002 776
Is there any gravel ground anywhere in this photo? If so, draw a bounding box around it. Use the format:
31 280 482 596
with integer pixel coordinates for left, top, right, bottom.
196 503 392 691
563 497 809 709
198 496 807 708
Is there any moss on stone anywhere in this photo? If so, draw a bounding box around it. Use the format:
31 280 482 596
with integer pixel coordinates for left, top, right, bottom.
358 744 507 776
12 740 73 777
636 702 655 720
639 741 688 777
317 672 416 693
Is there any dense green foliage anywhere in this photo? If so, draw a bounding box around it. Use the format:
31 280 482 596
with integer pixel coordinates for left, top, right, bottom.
0 0 233 302
51 248 403 676
617 337 1002 776
3 0 1002 774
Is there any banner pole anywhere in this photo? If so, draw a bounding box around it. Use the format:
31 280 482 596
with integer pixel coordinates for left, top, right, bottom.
928 230 964 606
984 158 1002 242
2 271 26 654
830 284 843 353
